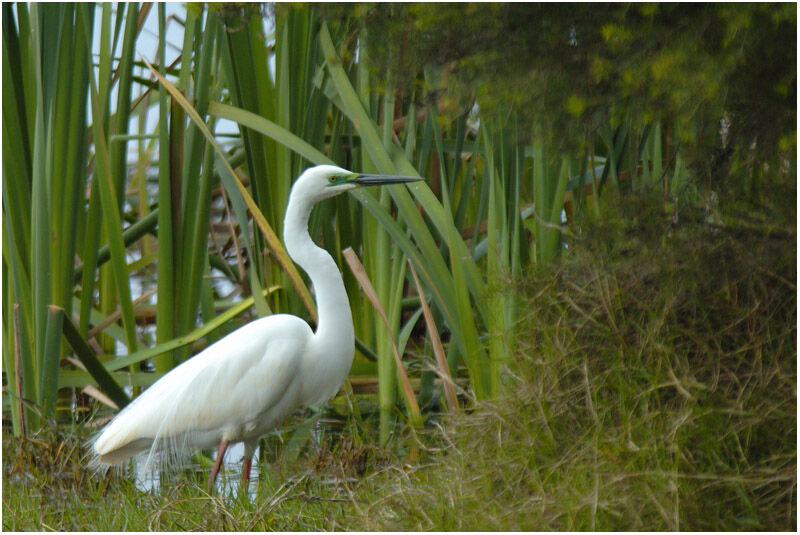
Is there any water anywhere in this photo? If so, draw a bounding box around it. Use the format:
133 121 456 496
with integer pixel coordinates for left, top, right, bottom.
130 414 340 498
134 441 260 498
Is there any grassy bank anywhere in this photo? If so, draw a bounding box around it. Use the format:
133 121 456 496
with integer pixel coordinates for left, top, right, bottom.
3 192 795 530
361 192 796 531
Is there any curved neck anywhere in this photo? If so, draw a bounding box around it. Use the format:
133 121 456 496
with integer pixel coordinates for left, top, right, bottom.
283 193 354 347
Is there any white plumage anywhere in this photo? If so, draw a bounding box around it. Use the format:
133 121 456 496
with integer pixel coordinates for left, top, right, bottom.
90 165 423 490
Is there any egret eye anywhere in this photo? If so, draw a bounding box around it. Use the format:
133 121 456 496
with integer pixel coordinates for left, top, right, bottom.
328 175 337 183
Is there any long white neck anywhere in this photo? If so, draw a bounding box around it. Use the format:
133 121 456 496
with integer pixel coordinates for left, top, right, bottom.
283 190 354 352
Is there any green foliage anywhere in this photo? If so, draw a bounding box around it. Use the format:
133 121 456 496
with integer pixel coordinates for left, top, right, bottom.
1 5 794 501
1 420 393 531
3 189 794 530
347 192 796 531
337 3 795 170
2 3 136 431
4 2 510 438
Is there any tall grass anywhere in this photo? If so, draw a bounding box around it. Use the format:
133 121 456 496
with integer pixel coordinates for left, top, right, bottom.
3 191 794 530
2 5 794 530
3 3 709 443
2 3 133 431
341 194 796 530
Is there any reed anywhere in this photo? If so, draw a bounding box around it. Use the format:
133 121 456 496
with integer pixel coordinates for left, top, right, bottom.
3 4 698 440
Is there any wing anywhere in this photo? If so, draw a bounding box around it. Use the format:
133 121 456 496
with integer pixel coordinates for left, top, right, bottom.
92 314 313 465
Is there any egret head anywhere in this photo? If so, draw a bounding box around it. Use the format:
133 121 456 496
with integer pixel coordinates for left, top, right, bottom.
293 165 424 204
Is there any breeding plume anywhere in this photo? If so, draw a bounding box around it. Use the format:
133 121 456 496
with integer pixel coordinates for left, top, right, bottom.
91 165 423 490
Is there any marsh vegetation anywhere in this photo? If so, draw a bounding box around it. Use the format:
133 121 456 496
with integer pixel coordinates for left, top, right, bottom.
2 3 795 530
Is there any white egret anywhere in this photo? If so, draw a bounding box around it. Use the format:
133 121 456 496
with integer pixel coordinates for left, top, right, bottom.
91 165 423 491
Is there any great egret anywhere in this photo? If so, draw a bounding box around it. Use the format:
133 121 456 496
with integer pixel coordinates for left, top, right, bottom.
91 164 423 491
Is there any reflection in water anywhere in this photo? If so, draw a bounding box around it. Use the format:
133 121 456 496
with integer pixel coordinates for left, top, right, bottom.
128 412 341 499
133 441 261 499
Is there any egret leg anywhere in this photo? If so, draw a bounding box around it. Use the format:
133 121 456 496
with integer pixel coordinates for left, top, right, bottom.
241 455 252 490
207 440 229 493
241 441 257 492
